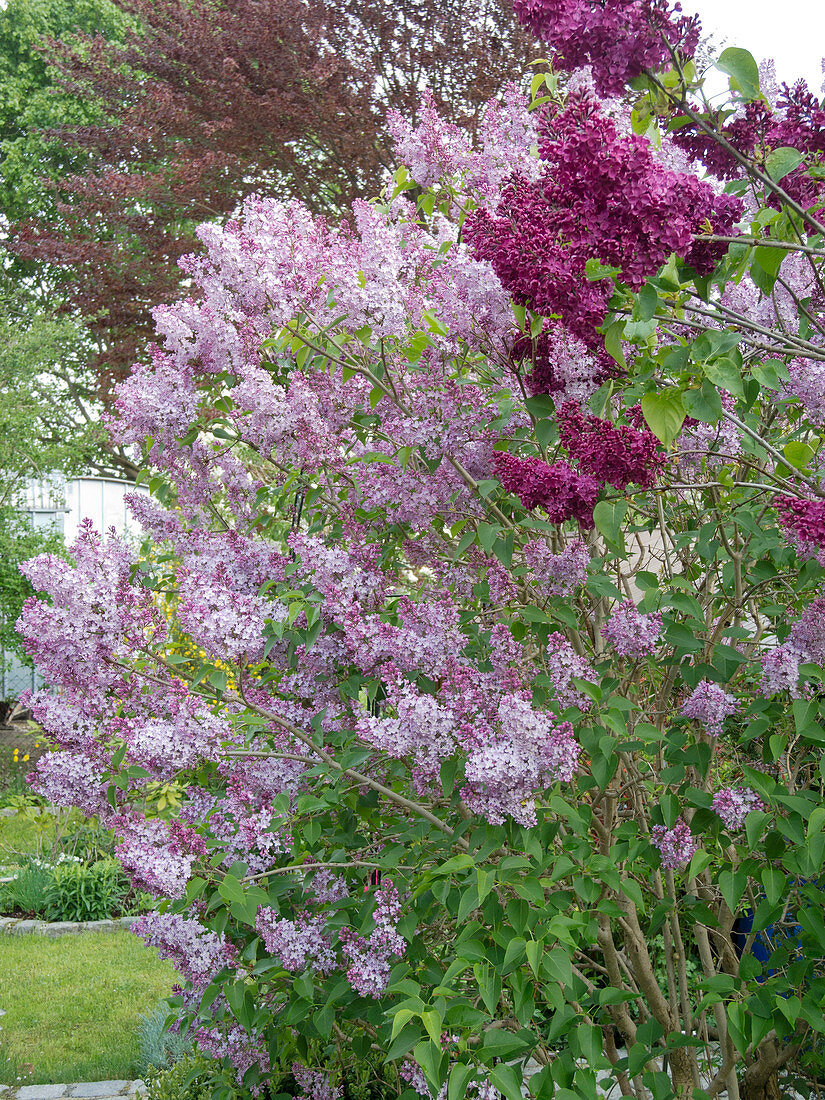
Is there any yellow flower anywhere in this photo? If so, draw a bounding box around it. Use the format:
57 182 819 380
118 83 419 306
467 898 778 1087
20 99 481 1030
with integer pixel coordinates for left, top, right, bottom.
22 754 29 762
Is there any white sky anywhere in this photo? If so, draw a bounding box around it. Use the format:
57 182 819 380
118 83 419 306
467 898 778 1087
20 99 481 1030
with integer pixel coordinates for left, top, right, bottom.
686 0 825 95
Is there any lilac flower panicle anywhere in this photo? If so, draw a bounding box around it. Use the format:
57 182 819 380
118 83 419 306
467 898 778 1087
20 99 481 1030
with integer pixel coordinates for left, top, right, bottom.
712 787 765 831
399 1063 430 1098
775 496 825 552
292 1065 342 1100
463 693 581 827
513 325 607 402
339 880 406 998
493 451 601 527
255 909 337 974
603 601 663 657
760 596 825 697
788 597 825 665
513 0 700 95
465 93 739 354
194 1025 270 1088
523 539 589 598
133 911 238 1006
310 869 349 905
29 752 109 817
680 680 740 735
651 818 698 869
558 402 665 491
760 642 803 697
784 358 825 424
113 813 203 899
544 632 597 711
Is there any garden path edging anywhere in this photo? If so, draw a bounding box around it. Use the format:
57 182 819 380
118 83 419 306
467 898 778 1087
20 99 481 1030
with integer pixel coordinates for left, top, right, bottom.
0 1080 146 1100
0 915 138 938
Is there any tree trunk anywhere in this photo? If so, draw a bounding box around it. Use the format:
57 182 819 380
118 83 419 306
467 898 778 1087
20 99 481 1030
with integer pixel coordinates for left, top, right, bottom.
741 1041 782 1100
669 1047 696 1099
740 1071 780 1100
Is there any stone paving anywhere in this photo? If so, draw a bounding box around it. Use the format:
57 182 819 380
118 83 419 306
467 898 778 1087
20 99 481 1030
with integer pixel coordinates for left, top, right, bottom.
0 917 138 938
0 1082 146 1100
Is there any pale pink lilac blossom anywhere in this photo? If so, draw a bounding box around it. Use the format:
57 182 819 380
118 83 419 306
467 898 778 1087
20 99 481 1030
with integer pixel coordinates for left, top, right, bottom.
387 85 540 208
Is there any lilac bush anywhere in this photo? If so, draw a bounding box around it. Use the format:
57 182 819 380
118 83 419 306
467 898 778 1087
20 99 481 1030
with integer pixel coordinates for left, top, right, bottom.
16 5 825 1099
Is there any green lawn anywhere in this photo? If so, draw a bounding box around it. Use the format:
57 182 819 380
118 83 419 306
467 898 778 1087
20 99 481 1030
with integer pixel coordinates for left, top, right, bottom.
0 810 59 865
0 931 177 1085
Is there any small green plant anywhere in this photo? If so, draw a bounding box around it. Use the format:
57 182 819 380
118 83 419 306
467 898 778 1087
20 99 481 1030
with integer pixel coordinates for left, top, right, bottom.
144 1054 226 1100
44 857 130 922
0 857 52 916
61 820 116 863
137 1003 195 1075
0 773 42 808
126 890 157 916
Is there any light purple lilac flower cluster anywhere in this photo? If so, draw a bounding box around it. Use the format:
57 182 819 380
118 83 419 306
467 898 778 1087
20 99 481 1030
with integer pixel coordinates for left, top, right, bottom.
339 881 407 997
761 595 825 696
462 693 581 826
292 1066 342 1100
193 1023 271 1088
511 325 609 402
680 680 740 735
523 538 590 599
112 812 206 899
29 752 108 817
255 911 337 974
544 633 597 711
712 787 765 831
387 85 540 208
133 911 238 1003
603 601 663 657
784 358 825 425
651 819 698 869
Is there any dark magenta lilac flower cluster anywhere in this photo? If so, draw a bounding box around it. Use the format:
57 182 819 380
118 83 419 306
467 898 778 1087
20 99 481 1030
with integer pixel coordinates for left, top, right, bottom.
465 92 742 355
557 401 665 491
512 0 700 95
672 81 825 209
493 451 601 527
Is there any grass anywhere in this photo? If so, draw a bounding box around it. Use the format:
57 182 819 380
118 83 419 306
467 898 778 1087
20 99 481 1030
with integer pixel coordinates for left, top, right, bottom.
0 931 177 1085
0 810 59 864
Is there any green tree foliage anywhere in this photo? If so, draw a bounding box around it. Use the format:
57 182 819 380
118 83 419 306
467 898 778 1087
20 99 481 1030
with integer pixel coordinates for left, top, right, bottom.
0 505 63 666
0 0 133 233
